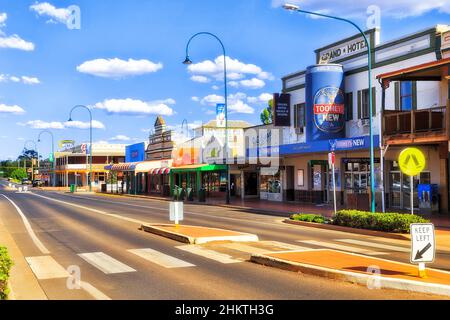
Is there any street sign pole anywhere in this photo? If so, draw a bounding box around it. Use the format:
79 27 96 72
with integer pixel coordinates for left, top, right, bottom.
411 176 414 215
332 162 337 215
329 152 337 215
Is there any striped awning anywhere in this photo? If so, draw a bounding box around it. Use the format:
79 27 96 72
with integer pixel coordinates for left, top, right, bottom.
105 163 137 172
150 167 171 175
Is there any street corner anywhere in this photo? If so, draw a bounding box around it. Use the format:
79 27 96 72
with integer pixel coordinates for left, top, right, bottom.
250 249 450 297
140 223 259 244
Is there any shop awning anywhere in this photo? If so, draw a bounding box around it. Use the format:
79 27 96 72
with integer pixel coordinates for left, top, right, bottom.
150 167 171 175
134 161 164 173
170 164 227 173
105 163 137 172
377 57 450 82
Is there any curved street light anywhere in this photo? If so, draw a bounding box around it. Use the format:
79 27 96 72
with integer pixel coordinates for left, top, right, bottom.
183 32 230 204
68 105 93 192
283 3 376 213
37 130 55 187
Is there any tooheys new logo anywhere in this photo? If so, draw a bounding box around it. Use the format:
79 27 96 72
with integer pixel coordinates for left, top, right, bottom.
313 86 345 133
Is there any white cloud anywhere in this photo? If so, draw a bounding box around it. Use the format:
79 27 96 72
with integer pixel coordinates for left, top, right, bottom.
212 85 220 90
0 12 35 51
198 92 254 114
0 104 26 114
21 76 40 85
190 75 210 83
77 58 163 79
239 78 266 89
248 93 273 104
0 13 7 26
18 119 105 130
92 98 175 116
110 135 131 141
0 34 35 51
29 2 70 24
187 55 273 88
191 96 200 102
271 0 450 18
9 76 20 82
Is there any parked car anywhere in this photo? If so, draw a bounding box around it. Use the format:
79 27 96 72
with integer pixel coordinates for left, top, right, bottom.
21 178 32 185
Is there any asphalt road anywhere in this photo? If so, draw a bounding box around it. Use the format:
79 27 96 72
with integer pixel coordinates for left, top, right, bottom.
0 181 448 300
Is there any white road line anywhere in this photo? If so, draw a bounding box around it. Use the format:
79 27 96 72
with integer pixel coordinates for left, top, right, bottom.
79 281 112 300
25 256 69 280
336 239 410 253
30 193 144 225
78 252 136 274
297 240 388 255
176 245 243 264
260 241 311 251
1 194 50 254
220 243 271 255
128 248 195 268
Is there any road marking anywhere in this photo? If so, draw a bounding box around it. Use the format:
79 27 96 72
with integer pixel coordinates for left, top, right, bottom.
260 241 311 251
30 193 144 225
25 256 69 280
297 240 388 255
336 239 410 253
78 252 136 274
79 281 112 300
176 245 243 264
220 243 271 255
1 194 50 254
128 248 195 268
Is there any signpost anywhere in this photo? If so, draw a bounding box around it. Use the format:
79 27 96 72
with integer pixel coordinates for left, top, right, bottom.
410 223 435 278
328 152 337 214
398 148 426 215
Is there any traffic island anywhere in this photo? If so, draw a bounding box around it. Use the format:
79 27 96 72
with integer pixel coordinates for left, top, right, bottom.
141 224 259 244
251 249 450 297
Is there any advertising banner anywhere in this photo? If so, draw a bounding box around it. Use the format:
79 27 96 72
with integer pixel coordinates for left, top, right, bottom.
58 140 75 150
216 104 226 128
273 93 291 127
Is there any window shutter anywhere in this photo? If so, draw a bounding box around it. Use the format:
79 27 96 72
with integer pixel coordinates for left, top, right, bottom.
412 81 417 110
394 82 400 110
357 90 362 119
372 87 376 117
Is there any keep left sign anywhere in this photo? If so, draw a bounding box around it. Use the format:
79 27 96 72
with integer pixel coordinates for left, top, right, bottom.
410 223 435 264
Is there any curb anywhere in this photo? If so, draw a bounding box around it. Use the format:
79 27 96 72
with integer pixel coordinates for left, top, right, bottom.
283 219 410 240
250 251 450 297
141 224 259 244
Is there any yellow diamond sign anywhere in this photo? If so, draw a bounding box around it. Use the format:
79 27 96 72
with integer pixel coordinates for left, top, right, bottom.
398 147 426 177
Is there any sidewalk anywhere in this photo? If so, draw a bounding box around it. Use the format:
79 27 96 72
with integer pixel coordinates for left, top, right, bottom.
0 216 47 300
251 249 450 297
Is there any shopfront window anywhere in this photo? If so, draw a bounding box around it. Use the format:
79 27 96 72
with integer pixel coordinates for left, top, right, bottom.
344 160 380 194
260 171 281 194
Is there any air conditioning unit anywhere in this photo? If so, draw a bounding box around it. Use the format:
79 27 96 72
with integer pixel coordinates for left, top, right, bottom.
359 119 370 127
295 127 304 135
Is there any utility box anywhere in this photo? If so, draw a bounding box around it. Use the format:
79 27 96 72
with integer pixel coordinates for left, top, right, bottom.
418 184 439 215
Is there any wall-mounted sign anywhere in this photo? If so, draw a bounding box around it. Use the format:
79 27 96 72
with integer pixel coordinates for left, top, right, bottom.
442 30 450 58
216 104 226 128
313 86 345 134
318 34 369 64
273 93 291 127
126 142 146 163
58 140 75 150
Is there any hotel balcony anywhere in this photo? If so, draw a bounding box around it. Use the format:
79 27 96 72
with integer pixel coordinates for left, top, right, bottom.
382 104 449 145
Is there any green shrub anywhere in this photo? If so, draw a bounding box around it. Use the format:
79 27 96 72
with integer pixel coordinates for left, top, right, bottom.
291 214 327 224
0 246 13 300
333 210 429 233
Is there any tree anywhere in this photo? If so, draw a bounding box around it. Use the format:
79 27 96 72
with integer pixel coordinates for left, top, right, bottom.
260 99 274 125
10 168 27 181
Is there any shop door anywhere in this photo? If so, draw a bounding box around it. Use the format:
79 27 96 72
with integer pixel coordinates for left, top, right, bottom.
311 164 327 203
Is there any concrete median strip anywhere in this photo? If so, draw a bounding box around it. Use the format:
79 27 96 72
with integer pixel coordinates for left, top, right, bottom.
250 249 450 297
141 224 259 244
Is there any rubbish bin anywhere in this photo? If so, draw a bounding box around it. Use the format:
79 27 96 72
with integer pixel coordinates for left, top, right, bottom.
70 184 76 193
173 187 181 201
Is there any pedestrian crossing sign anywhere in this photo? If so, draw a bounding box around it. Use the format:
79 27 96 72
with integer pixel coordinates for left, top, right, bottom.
398 147 426 177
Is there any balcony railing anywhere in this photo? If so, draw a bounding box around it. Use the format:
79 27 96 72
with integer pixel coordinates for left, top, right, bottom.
383 105 448 142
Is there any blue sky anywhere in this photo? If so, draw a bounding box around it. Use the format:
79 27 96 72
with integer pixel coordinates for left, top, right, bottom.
0 0 449 160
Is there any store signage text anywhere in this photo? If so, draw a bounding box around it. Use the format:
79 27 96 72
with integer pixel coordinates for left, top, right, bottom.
319 36 368 64
313 87 345 133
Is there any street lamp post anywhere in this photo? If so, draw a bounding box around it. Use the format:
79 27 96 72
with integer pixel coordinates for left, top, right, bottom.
283 3 376 213
68 105 93 192
37 130 55 187
183 32 230 204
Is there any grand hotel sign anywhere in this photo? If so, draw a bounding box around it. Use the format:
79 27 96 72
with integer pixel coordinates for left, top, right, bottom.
318 34 370 64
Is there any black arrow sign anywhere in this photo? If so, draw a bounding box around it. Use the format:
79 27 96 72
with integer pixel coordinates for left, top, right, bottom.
415 243 432 260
